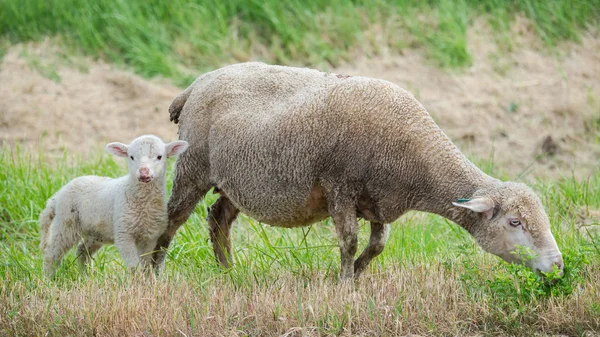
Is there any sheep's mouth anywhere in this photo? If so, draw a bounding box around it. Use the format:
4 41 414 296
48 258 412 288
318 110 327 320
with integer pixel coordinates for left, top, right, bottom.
138 177 152 183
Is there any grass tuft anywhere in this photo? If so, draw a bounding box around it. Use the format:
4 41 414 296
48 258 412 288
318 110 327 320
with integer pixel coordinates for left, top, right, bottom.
1 0 598 82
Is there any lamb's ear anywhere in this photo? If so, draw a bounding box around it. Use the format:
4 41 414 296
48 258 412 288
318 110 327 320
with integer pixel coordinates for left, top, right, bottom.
452 197 495 220
105 142 129 157
166 140 189 157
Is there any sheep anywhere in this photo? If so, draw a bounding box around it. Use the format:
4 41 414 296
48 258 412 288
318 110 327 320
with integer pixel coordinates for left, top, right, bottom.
150 62 563 279
39 135 188 277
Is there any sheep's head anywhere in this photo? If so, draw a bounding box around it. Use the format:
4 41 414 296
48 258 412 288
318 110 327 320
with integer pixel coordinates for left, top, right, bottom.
453 182 563 274
106 135 189 183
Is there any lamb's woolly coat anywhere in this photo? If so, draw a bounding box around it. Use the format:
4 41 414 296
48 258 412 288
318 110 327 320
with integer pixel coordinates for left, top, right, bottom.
40 135 187 277
40 175 168 249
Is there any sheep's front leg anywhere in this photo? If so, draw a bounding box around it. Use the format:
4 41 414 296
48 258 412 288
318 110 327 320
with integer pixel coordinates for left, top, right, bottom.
354 222 390 278
138 240 158 268
330 201 358 281
115 234 141 269
151 149 212 270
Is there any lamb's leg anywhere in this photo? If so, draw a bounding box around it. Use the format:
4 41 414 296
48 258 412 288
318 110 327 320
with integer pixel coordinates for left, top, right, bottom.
138 240 158 269
151 149 211 270
207 196 239 268
115 235 141 269
42 219 79 278
329 198 358 281
354 222 390 278
76 241 103 269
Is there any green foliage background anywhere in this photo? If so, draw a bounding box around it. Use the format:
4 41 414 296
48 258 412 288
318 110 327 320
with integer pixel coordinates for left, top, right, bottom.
1 0 598 85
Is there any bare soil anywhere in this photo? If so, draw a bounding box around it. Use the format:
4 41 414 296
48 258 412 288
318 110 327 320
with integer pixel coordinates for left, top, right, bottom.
2 21 599 179
0 41 180 156
337 18 600 180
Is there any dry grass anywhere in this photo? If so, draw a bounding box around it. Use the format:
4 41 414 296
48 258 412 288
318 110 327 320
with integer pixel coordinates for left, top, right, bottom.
1 140 600 336
2 261 599 337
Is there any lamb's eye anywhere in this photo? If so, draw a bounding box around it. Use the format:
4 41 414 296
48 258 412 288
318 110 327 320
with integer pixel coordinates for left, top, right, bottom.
509 218 522 227
130 156 134 160
157 155 162 160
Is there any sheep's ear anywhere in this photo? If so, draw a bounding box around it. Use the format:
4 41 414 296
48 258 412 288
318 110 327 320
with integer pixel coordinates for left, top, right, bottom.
452 197 495 220
106 142 128 157
166 140 189 157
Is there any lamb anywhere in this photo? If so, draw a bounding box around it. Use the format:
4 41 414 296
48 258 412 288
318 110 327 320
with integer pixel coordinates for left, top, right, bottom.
39 135 188 277
150 62 563 279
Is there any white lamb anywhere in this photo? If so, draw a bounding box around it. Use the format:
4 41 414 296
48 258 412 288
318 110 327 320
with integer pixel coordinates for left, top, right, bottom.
39 135 188 277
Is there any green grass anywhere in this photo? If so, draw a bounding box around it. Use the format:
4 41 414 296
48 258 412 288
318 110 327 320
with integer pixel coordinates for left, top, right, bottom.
1 0 598 84
2 2 599 334
1 143 600 335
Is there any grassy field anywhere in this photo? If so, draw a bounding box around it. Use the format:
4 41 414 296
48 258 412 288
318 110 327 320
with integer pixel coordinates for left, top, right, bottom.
1 0 598 85
1 145 599 336
2 1 600 336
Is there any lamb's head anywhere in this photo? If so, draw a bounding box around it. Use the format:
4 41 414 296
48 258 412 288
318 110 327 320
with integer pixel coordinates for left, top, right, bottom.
106 135 189 183
453 182 563 274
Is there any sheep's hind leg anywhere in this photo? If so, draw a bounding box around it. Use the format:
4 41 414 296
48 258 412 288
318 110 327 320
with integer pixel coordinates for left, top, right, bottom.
353 222 390 278
151 148 211 270
207 196 239 268
42 219 79 278
76 240 103 270
329 198 358 281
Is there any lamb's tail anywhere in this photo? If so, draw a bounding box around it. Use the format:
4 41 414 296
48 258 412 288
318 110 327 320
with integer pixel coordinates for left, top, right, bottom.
169 85 193 124
39 197 56 252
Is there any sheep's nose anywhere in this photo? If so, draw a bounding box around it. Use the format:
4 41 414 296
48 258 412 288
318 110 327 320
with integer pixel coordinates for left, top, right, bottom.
553 259 563 271
138 167 152 182
139 167 150 176
551 255 564 274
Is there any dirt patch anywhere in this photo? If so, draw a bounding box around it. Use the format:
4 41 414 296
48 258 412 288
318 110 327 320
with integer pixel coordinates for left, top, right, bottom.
336 18 600 180
1 22 599 179
0 41 179 156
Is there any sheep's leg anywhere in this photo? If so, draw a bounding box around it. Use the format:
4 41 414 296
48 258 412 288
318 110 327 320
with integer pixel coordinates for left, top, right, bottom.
151 150 211 270
207 196 239 268
353 222 390 278
330 199 358 281
76 241 103 269
115 235 141 269
137 240 157 269
42 220 79 278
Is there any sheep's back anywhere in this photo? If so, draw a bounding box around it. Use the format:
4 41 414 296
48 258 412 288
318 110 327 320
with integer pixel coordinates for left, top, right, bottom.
173 63 443 225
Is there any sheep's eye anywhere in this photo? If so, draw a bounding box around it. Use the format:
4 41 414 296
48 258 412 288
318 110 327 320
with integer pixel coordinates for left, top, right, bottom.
509 218 522 227
157 155 162 160
130 156 134 160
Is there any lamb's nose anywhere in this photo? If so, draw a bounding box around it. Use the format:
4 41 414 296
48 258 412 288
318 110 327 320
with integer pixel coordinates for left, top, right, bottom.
138 167 152 182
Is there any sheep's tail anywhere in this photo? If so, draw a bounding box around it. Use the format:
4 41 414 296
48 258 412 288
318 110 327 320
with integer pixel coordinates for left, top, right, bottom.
169 85 193 124
39 197 56 251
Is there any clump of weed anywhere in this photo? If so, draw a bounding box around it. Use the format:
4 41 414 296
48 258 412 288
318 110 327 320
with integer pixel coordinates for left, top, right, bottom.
458 245 589 331
461 246 588 299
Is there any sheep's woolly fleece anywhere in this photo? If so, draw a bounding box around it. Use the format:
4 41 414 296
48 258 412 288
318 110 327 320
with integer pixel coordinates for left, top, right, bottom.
1 24 599 178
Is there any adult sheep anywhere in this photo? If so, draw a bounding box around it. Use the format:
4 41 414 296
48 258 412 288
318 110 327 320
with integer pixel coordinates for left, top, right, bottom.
151 62 563 279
